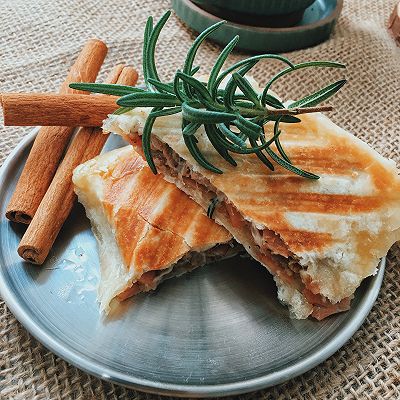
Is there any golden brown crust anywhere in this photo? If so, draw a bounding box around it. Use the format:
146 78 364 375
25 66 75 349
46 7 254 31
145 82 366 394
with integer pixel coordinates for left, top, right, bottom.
73 145 233 312
101 148 231 271
141 111 400 261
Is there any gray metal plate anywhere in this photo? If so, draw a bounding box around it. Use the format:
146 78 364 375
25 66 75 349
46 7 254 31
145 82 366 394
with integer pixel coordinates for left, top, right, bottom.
0 130 385 397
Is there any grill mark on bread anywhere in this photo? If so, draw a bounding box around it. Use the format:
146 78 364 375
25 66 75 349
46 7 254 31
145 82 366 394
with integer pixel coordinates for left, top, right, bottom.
280 230 333 253
264 114 400 194
114 209 149 270
102 149 231 270
130 217 190 272
237 193 382 214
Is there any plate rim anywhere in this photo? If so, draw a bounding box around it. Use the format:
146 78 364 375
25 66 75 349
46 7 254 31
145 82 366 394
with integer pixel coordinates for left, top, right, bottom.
0 130 385 398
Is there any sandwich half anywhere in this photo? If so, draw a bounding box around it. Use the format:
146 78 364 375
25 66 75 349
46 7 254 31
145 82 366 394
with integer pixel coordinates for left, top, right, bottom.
104 108 400 319
73 145 238 314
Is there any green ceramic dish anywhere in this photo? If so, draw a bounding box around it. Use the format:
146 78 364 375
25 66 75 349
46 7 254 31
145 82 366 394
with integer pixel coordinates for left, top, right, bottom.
192 0 316 17
172 0 343 53
191 0 318 27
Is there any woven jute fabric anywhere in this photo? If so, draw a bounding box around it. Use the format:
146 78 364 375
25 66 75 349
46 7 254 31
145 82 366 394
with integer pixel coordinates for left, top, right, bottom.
1 0 399 399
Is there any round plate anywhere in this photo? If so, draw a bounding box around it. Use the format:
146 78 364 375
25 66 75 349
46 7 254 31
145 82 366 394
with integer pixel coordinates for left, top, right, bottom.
0 130 385 397
172 0 343 53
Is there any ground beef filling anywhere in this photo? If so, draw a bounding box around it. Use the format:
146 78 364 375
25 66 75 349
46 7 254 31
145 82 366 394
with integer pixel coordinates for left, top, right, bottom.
117 240 238 301
147 137 350 318
151 137 292 259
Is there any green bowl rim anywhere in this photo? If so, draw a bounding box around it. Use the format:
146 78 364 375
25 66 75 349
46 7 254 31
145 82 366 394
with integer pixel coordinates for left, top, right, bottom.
181 0 343 33
191 0 317 16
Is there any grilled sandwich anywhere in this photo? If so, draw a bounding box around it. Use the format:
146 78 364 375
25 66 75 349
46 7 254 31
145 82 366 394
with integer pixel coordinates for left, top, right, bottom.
104 107 400 319
73 146 238 314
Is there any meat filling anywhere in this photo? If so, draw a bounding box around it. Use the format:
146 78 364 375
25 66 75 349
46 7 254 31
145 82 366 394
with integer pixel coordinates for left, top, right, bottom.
117 240 239 301
152 137 291 259
147 137 351 318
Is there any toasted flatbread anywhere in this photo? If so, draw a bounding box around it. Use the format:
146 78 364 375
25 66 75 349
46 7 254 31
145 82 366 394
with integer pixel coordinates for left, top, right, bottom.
104 106 400 319
73 146 237 313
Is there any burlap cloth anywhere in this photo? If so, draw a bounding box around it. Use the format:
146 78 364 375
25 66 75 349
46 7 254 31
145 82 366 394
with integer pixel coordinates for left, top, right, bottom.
1 0 399 398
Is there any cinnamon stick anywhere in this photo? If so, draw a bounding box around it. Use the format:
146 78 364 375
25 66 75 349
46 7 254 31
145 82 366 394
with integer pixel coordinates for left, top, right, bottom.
82 66 138 159
389 1 400 46
5 39 108 224
18 65 138 265
1 93 117 127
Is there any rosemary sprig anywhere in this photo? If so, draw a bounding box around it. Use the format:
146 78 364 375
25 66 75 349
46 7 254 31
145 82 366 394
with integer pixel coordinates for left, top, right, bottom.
207 197 219 218
70 11 347 179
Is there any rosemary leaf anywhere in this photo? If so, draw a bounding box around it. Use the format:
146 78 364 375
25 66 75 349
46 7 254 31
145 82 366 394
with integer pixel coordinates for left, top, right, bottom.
182 102 236 124
143 16 154 88
249 137 275 170
208 35 239 98
212 127 244 152
183 135 223 174
142 107 161 174
146 11 171 87
223 61 258 109
149 106 182 117
204 124 237 166
232 73 260 107
215 125 278 154
217 123 247 147
266 115 301 123
233 94 252 101
173 70 188 103
261 60 346 105
176 72 220 110
261 130 318 179
234 114 262 140
113 106 132 115
263 94 285 109
264 145 319 179
147 78 175 95
215 54 294 95
273 118 291 163
288 79 346 109
190 66 201 75
183 20 226 96
69 83 144 96
117 92 181 107
207 197 219 218
183 122 201 136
